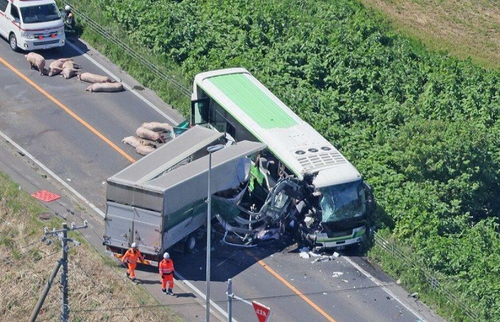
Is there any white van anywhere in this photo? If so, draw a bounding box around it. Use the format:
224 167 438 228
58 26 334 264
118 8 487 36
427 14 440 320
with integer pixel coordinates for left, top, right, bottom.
0 0 65 51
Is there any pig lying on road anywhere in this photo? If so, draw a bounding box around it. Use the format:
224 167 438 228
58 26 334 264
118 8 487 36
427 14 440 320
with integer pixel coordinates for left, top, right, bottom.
122 136 156 148
77 72 114 84
61 68 78 79
136 127 165 143
48 66 62 76
141 122 173 133
86 82 124 93
62 61 82 70
136 145 156 155
48 58 74 76
25 52 45 75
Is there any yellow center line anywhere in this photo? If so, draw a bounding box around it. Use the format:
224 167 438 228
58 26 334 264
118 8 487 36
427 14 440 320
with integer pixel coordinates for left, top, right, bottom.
247 251 337 322
0 55 136 163
1 53 337 322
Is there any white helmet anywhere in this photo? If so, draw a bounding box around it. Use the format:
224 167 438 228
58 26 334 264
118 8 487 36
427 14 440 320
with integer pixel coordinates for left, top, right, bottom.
131 242 137 248
65 5 71 11
163 252 170 259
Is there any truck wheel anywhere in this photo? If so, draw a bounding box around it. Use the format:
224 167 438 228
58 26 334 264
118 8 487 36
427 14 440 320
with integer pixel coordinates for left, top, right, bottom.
9 34 19 52
184 234 196 254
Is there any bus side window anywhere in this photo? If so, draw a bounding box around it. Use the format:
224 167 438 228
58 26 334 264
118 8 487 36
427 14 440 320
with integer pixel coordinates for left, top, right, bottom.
191 98 209 125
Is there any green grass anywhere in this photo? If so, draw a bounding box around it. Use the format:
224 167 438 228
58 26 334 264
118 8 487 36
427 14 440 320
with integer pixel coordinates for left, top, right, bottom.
61 0 191 116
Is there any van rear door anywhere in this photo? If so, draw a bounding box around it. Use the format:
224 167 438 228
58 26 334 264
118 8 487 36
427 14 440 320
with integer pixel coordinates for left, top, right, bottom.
104 202 162 255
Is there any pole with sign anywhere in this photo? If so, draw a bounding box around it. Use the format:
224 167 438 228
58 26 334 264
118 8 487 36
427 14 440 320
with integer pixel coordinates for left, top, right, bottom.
252 301 271 322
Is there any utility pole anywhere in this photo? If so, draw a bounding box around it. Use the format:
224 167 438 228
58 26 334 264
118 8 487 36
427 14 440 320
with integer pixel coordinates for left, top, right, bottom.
226 278 233 322
30 220 88 322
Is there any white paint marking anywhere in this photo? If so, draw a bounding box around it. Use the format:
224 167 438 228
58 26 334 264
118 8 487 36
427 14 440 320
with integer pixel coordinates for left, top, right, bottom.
0 130 105 218
66 41 180 126
343 256 426 321
175 271 237 322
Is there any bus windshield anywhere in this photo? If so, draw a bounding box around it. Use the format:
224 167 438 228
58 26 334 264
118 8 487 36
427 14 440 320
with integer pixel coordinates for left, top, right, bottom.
319 180 366 223
21 4 60 23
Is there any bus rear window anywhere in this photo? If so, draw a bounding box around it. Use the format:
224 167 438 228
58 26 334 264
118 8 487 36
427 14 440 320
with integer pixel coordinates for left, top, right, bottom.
21 4 60 23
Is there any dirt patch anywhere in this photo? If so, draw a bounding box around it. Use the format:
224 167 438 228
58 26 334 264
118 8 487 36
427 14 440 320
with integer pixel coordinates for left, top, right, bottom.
360 0 500 68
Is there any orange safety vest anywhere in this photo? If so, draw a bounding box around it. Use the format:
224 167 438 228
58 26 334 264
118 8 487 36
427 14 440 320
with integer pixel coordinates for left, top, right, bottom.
123 248 144 264
159 259 174 275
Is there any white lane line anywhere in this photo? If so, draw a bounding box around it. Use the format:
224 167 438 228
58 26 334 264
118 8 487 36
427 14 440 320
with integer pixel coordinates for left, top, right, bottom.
66 41 180 126
344 256 426 321
0 131 233 322
175 271 237 322
0 130 106 218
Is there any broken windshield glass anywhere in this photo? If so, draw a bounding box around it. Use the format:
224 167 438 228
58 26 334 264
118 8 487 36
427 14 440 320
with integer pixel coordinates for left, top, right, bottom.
319 180 365 223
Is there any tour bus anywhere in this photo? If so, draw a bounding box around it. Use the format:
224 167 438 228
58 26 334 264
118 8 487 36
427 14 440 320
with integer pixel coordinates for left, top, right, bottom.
0 0 65 51
190 68 374 249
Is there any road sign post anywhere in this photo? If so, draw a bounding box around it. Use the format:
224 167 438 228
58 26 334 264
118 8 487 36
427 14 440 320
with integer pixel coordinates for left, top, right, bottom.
252 301 271 322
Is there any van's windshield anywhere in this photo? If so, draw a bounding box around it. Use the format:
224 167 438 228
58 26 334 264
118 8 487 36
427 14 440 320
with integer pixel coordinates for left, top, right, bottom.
20 4 60 23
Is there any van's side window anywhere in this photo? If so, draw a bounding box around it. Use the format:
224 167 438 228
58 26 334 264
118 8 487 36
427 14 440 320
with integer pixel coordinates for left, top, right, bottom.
0 0 8 13
11 4 20 20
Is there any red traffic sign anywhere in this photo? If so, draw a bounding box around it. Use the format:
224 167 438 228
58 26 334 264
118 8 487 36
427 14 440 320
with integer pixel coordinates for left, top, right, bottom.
252 301 271 322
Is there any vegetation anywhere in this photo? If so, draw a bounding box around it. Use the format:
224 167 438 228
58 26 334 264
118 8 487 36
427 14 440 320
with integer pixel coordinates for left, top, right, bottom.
0 172 180 321
359 0 500 69
72 0 500 320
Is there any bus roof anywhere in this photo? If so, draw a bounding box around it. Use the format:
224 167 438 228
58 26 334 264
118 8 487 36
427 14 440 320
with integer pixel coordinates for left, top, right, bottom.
194 68 361 183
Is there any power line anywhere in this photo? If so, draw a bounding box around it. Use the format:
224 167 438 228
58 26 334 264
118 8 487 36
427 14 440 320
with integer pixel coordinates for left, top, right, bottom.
72 281 399 313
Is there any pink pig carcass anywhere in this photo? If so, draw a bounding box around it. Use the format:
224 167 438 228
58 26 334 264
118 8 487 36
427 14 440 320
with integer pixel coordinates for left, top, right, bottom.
25 52 45 75
86 82 124 93
77 72 114 84
136 127 165 143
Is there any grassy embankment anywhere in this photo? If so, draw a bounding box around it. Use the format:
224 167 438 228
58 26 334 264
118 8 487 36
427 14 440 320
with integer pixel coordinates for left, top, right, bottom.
360 0 500 69
0 171 181 321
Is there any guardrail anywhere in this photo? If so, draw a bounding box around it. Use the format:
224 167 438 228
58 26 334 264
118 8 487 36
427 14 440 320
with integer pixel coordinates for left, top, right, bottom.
64 2 192 98
373 232 481 321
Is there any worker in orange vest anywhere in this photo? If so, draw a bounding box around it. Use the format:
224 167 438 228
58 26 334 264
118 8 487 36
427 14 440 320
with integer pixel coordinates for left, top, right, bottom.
159 252 175 295
122 242 144 281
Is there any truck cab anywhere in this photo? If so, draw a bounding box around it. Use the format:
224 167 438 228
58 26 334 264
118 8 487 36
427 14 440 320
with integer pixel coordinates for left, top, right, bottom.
0 0 65 51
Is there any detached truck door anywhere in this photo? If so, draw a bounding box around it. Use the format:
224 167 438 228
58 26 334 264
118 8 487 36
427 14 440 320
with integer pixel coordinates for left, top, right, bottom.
104 201 135 249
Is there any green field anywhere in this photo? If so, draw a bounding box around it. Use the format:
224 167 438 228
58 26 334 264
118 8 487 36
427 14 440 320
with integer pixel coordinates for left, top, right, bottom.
71 0 500 320
360 0 500 69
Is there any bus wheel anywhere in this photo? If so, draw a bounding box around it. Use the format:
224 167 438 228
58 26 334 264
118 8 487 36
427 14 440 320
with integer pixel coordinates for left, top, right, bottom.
9 34 19 52
184 234 196 254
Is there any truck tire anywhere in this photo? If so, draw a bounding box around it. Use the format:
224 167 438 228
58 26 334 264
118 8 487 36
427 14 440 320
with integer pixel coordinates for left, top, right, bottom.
184 234 196 254
9 33 19 52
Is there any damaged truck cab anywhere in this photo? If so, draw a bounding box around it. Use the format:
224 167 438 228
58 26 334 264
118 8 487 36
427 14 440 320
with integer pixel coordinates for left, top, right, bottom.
190 68 374 250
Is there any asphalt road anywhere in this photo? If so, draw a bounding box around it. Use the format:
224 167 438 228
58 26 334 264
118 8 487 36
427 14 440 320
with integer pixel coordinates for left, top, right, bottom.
0 37 445 322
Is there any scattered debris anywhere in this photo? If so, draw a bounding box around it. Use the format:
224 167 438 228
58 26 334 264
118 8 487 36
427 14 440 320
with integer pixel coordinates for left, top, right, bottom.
332 272 344 278
333 252 340 258
396 279 401 285
408 292 419 299
342 279 349 283
311 255 335 263
256 228 280 241
299 252 310 259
